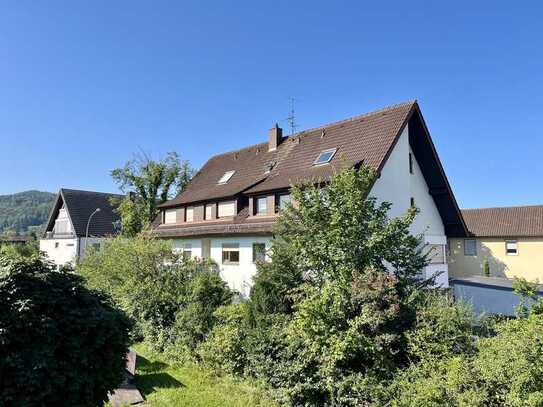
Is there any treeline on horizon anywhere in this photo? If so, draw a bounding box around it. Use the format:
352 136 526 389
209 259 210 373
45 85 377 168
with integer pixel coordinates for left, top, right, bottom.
0 190 55 235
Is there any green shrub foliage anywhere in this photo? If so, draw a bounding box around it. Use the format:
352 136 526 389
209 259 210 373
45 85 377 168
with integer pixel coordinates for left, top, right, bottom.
79 235 232 358
391 314 543 406
0 254 131 407
197 303 249 375
406 291 479 362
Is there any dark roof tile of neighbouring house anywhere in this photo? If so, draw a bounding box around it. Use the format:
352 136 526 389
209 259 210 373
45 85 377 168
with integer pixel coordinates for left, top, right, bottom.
462 205 543 237
44 189 124 237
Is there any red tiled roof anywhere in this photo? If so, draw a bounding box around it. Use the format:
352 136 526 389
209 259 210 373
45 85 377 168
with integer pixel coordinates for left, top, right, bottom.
462 205 543 237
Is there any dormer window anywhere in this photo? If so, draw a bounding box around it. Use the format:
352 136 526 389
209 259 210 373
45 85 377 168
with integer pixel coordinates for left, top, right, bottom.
313 148 337 165
218 170 235 184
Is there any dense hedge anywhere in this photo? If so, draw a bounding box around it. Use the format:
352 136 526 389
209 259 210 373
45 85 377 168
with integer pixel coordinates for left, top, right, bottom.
0 255 131 407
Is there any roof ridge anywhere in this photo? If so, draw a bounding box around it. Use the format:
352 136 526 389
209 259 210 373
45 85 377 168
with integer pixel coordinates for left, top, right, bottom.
291 99 417 138
207 141 270 160
462 204 543 211
203 100 417 160
60 188 123 196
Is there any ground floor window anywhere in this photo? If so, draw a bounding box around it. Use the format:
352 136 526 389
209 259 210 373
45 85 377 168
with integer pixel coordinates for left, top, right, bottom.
222 243 240 265
252 243 266 263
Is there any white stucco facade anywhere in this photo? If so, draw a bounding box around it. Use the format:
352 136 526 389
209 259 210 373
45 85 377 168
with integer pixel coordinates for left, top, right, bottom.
40 237 79 268
39 205 108 268
40 236 108 268
173 236 272 297
370 125 448 286
171 125 450 293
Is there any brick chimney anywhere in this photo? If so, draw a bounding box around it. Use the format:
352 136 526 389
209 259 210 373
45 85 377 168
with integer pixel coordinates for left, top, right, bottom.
268 123 283 151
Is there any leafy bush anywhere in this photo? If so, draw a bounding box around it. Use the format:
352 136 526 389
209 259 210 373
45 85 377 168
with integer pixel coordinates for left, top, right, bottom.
406 291 479 362
197 303 249 374
512 276 543 317
79 235 232 357
0 254 131 406
474 314 543 406
0 238 39 260
165 271 233 361
390 356 484 407
391 314 543 406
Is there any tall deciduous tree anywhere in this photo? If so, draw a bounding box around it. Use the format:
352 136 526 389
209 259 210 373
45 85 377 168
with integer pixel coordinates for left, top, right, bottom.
246 165 431 405
111 152 194 236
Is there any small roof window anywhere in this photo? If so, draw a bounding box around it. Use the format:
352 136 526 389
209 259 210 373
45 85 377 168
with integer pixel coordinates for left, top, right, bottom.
313 148 337 165
218 170 235 184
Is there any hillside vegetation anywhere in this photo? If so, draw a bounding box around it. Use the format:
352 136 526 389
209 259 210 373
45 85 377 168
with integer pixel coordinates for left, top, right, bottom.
0 191 55 235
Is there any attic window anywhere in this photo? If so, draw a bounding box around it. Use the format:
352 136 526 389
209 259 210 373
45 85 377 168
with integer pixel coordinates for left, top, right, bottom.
218 170 235 184
313 148 337 165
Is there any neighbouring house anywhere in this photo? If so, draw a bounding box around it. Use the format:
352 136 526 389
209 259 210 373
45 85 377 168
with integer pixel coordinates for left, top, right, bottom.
40 188 123 268
449 205 543 281
153 101 467 296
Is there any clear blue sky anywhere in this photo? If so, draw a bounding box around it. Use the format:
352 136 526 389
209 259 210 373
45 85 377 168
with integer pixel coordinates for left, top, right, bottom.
1 1 542 209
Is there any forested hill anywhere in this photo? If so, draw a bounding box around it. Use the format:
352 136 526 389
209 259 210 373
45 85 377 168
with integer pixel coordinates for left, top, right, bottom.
0 190 56 235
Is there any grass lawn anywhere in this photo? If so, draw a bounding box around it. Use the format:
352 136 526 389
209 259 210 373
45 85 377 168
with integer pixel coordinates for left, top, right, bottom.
131 343 278 407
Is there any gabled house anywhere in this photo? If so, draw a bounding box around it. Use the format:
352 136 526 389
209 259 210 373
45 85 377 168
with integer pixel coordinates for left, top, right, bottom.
40 188 123 268
154 101 467 296
449 205 543 281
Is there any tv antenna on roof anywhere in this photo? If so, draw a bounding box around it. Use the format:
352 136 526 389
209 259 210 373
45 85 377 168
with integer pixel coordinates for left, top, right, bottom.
286 97 298 135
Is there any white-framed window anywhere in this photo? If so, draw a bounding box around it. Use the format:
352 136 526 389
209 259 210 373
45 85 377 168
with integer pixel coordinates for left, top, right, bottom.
205 204 213 220
164 209 177 224
276 193 291 212
222 243 240 265
218 201 236 218
218 170 235 184
252 243 266 263
506 240 518 256
464 239 477 256
313 148 337 165
185 207 194 222
255 196 267 215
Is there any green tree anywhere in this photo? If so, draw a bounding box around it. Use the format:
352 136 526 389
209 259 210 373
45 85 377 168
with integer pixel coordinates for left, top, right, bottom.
249 165 428 323
245 166 430 405
111 152 194 236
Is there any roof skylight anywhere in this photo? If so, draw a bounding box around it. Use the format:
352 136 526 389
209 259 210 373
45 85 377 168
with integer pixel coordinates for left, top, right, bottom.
313 148 337 165
218 170 235 184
